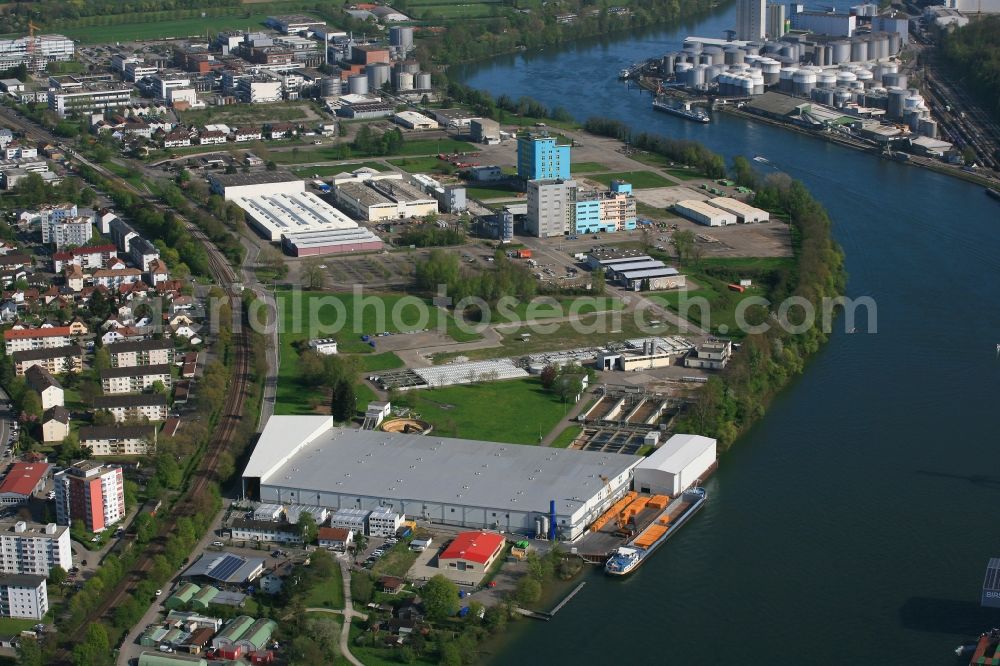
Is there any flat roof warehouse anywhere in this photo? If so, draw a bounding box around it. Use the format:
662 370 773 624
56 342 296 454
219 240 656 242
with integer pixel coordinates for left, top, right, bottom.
242 417 640 540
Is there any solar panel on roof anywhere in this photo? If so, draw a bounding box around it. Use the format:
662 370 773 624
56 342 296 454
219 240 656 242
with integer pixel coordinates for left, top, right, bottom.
209 554 245 581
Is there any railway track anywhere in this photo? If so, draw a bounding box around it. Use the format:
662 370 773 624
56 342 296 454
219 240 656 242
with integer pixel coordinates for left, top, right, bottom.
0 108 258 652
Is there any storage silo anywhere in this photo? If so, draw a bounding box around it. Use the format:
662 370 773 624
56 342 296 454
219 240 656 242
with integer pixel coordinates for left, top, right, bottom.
749 70 764 95
675 61 693 77
792 70 816 97
401 60 421 74
698 53 713 66
415 72 432 90
717 73 732 96
812 88 835 105
887 87 907 119
744 44 760 56
779 67 798 92
758 58 781 86
904 90 924 114
833 87 852 108
687 64 708 89
831 41 851 64
683 39 704 53
706 64 725 84
395 71 414 91
850 39 868 63
367 63 391 90
888 32 901 55
835 71 857 88
724 46 745 65
704 46 725 65
882 72 906 89
320 77 342 98
389 26 414 50
817 71 836 89
348 74 368 95
855 68 873 88
662 53 678 73
919 118 938 138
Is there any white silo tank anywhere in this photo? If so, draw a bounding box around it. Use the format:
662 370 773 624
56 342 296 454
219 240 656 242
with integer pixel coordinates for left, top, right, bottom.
833 87 851 107
750 70 764 95
835 71 857 87
855 69 873 88
395 72 414 91
415 72 432 90
389 26 414 50
779 67 798 92
759 58 781 85
683 39 704 53
793 70 816 96
817 71 836 89
675 61 693 76
831 41 851 64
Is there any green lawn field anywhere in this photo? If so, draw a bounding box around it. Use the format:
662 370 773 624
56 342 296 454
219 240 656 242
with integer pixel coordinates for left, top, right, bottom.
586 171 674 189
465 184 522 200
549 424 583 448
302 566 345 609
570 162 611 173
387 156 453 173
62 13 270 43
394 378 574 444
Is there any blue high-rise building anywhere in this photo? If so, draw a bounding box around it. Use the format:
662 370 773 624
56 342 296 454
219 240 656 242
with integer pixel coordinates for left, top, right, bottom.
517 133 571 181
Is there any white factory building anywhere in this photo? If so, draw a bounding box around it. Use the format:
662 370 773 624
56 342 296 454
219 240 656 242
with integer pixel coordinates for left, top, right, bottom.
234 189 360 242
242 417 641 541
706 197 770 223
208 171 304 201
392 111 439 130
673 199 738 227
632 434 717 496
332 173 438 222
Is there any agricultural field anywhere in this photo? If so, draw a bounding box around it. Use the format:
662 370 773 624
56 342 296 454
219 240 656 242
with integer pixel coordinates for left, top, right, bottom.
61 13 270 43
392 378 572 444
405 0 504 19
586 171 675 189
486 296 623 325
387 156 455 174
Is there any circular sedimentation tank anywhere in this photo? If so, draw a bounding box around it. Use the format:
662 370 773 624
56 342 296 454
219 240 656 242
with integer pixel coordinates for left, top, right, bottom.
380 418 434 435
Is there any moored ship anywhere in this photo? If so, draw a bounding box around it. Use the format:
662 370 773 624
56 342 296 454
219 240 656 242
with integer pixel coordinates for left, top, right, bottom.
652 97 709 123
605 487 708 576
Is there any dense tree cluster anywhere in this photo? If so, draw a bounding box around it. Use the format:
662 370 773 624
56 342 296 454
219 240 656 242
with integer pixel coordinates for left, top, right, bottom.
352 125 404 157
396 224 466 248
939 16 1000 123
585 117 727 177
415 249 536 303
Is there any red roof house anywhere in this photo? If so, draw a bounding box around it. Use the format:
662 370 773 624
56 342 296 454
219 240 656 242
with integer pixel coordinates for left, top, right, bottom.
438 531 506 571
0 462 51 502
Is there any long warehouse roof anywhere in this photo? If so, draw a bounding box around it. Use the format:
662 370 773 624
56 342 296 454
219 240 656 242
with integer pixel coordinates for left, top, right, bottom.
605 259 666 273
235 190 358 236
617 267 681 279
245 418 641 516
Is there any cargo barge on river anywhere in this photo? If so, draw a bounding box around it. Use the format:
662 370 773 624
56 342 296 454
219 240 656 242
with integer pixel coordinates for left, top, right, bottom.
605 487 708 576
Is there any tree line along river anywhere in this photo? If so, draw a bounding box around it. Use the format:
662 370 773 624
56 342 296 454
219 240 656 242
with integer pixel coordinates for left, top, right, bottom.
456 3 1000 663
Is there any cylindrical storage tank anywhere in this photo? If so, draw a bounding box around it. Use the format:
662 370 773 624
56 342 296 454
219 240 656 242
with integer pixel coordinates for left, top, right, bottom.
812 88 835 105
877 35 890 60
367 63 390 90
792 70 816 97
687 64 708 89
856 69 873 87
675 61 693 76
539 515 550 539
831 41 851 64
888 33 901 55
698 53 713 66
681 47 698 62
395 71 414 91
718 73 733 96
704 45 724 65
401 60 420 74
813 46 827 67
534 516 544 538
919 118 938 138
850 40 868 63
389 26 414 50
904 93 923 114
750 70 764 95
706 64 724 83
347 74 368 95
744 44 760 56
662 53 678 73
737 74 754 97
724 46 745 65
779 67 798 92
320 77 341 98
835 71 857 88
833 87 851 108
817 71 836 89
882 72 907 89
415 72 432 90
887 87 907 119
759 58 781 85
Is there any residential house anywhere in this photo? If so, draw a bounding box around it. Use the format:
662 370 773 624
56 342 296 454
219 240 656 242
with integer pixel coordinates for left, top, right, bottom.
317 527 353 551
41 406 70 443
0 463 50 505
25 365 63 409
92 266 142 289
162 130 191 148
379 576 405 595
0 574 48 620
63 264 84 292
234 127 262 142
267 122 295 139
229 518 302 544
197 130 227 145
145 258 169 285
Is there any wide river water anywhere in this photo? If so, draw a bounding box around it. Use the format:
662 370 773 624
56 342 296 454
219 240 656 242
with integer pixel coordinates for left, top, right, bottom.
457 5 1000 664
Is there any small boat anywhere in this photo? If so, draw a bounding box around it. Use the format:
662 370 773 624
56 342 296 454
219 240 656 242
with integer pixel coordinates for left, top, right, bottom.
752 155 769 163
985 187 1000 202
652 97 709 123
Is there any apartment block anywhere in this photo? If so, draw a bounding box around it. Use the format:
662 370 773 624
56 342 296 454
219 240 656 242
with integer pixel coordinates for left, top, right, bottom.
106 338 175 368
0 520 73 576
54 462 125 532
100 364 172 394
92 394 169 423
0 574 47 619
79 425 157 456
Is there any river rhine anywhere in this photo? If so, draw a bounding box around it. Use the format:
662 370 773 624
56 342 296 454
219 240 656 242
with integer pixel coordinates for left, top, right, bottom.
457 5 1000 664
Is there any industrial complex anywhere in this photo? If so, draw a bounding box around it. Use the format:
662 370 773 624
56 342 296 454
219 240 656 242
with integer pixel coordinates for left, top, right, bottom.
241 416 718 542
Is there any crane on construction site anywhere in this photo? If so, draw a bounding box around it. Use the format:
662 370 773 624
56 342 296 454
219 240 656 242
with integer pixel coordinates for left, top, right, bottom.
26 21 40 71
